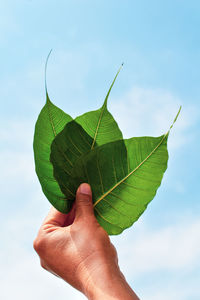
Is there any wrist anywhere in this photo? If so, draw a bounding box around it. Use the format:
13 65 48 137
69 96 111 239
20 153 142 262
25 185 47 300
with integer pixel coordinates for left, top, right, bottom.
83 266 139 300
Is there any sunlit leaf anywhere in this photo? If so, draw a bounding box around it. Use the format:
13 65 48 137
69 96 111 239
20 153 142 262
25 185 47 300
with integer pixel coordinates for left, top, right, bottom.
75 65 123 148
33 93 73 211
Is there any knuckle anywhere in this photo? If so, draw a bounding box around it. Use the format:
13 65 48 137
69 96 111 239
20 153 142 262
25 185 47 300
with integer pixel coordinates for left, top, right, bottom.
40 260 47 270
33 237 46 254
78 194 92 205
86 215 98 225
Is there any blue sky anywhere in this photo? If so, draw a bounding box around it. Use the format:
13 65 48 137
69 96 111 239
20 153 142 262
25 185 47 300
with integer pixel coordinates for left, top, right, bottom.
1 1 200 299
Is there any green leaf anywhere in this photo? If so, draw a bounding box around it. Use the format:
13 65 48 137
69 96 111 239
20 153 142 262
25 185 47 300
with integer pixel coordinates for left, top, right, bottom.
50 120 95 205
50 120 169 235
75 65 123 148
33 92 73 212
87 135 168 235
75 107 181 234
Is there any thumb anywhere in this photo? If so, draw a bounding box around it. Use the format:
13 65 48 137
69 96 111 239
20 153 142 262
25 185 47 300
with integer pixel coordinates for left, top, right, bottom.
75 183 94 221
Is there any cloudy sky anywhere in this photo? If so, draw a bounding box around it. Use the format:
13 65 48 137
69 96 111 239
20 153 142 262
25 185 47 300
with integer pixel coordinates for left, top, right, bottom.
1 1 200 299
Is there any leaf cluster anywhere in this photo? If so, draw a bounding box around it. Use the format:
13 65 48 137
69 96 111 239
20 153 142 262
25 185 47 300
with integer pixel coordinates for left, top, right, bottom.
33 62 181 235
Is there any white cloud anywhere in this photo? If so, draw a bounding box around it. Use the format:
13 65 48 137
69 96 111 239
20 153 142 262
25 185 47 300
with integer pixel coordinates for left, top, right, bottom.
113 219 200 276
0 120 36 205
0 237 84 300
110 86 198 150
142 281 200 300
0 120 33 148
110 217 200 299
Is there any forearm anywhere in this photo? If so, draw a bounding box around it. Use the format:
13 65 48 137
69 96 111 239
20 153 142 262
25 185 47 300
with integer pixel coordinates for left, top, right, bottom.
84 268 139 300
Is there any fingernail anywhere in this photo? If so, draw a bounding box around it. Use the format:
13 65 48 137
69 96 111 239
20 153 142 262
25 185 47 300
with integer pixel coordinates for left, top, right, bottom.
79 183 91 195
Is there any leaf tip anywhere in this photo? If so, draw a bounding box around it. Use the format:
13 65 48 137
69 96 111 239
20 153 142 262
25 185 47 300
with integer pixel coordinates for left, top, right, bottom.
45 49 53 95
167 105 182 133
102 63 123 108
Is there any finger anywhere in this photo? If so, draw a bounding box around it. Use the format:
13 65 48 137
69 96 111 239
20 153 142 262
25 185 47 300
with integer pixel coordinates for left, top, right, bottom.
75 183 94 221
64 201 76 226
42 206 68 227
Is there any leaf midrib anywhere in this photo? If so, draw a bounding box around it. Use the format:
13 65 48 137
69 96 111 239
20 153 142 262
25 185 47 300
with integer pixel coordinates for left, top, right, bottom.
90 65 123 150
46 97 57 137
91 104 106 149
93 133 167 208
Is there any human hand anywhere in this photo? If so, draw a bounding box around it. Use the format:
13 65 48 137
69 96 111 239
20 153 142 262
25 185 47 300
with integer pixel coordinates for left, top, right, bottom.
33 183 139 300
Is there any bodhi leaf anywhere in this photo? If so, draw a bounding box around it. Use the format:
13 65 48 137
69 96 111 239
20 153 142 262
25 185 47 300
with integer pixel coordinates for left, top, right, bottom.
50 108 181 234
50 121 96 207
33 50 73 211
73 135 168 235
75 64 123 148
33 92 73 211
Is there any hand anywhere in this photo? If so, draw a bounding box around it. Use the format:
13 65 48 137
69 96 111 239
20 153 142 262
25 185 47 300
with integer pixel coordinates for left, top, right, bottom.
33 183 139 300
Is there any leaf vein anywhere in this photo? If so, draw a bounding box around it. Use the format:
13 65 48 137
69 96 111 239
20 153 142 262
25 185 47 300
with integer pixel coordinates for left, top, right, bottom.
112 156 117 184
46 99 57 136
110 191 136 207
121 181 149 192
54 141 73 167
78 127 93 147
102 197 132 219
67 134 83 155
97 151 104 194
94 207 123 229
93 134 167 207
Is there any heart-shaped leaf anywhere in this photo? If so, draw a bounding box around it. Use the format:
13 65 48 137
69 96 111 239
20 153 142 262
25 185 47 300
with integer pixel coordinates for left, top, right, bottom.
75 135 168 235
33 92 73 211
50 121 168 234
50 121 95 204
75 64 123 148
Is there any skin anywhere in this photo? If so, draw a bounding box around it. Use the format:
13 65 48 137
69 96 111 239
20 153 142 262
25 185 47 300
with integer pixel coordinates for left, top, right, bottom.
33 183 140 300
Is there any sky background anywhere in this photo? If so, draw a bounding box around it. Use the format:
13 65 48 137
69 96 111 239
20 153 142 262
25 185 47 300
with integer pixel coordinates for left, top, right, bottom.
0 0 200 299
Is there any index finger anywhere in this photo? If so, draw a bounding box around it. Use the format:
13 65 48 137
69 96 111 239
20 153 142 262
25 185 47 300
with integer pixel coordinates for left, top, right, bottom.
42 206 68 227
42 202 76 228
